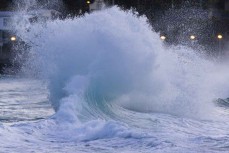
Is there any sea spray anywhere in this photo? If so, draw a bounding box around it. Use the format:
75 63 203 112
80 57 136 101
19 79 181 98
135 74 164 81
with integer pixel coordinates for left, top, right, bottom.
14 6 229 120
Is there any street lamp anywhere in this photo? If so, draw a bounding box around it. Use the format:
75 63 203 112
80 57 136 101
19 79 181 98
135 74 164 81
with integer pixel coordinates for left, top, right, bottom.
10 36 16 42
217 34 223 40
217 34 223 57
86 0 90 4
160 35 166 40
190 35 196 40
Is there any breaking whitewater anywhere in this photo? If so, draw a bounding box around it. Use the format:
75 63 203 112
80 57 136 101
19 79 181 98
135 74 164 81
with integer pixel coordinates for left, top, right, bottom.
1 6 229 153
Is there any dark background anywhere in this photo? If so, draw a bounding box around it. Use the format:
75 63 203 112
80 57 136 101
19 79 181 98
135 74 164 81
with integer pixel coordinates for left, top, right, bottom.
0 0 227 15
0 0 229 52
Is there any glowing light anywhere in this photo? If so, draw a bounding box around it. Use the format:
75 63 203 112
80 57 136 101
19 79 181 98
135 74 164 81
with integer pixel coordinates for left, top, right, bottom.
86 1 90 4
190 35 196 40
217 34 223 39
160 35 166 40
10 36 16 41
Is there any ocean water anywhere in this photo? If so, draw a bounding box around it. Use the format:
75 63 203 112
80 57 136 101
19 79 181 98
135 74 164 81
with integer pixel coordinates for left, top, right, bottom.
0 4 229 153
